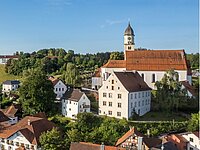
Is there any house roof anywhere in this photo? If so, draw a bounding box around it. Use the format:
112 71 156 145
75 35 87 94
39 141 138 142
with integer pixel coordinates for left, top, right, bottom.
153 141 178 150
64 89 84 102
169 134 188 143
102 60 126 68
125 50 188 71
3 80 20 85
0 111 10 122
0 115 56 145
93 68 101 77
0 55 19 59
143 137 162 148
181 81 196 96
48 76 60 86
114 71 152 92
116 127 144 146
70 142 126 150
1 104 19 118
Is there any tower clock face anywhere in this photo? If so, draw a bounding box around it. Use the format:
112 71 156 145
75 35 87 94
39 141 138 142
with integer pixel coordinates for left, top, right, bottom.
128 37 131 40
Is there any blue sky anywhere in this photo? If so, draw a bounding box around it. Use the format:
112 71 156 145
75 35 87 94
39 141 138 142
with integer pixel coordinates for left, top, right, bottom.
0 0 198 54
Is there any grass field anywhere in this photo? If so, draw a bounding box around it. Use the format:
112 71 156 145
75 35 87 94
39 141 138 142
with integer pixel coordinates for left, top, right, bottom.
0 64 20 83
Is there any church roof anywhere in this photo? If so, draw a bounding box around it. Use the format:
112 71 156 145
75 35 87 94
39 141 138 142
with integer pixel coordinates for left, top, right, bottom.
125 50 188 71
124 23 134 35
102 60 126 68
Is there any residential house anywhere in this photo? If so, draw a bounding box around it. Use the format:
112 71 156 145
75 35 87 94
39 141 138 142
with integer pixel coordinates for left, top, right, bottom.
116 127 162 150
92 68 102 90
181 81 196 98
0 55 19 64
2 80 20 93
70 142 126 150
62 89 90 119
99 23 192 90
99 71 151 119
166 134 189 150
0 115 56 150
48 76 69 99
1 104 21 125
181 132 200 150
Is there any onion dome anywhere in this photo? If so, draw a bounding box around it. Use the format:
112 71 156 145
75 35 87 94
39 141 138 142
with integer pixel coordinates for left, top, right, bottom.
124 23 134 35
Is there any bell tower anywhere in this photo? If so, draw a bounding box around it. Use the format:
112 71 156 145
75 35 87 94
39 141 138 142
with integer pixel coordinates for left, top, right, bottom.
124 22 135 51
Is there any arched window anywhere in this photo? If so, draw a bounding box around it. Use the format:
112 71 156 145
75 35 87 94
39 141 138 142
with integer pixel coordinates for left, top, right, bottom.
152 74 155 83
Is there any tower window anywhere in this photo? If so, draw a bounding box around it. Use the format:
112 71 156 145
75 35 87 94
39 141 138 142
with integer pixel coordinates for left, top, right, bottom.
128 46 131 50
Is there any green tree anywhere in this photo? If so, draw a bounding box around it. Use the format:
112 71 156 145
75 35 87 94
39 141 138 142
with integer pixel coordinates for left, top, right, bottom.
39 128 64 150
154 70 187 112
19 68 56 116
109 52 124 60
187 113 199 131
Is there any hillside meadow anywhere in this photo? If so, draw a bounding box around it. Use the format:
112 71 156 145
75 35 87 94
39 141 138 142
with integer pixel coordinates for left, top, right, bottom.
0 64 19 83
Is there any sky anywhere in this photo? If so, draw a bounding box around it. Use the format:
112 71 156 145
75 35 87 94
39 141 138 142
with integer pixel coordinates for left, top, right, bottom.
0 0 199 55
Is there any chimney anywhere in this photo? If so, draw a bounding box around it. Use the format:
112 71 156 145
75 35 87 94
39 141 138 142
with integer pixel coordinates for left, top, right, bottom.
100 143 105 150
138 136 143 150
28 119 31 125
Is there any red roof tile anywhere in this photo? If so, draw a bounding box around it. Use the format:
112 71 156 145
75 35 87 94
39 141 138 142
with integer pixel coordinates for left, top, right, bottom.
48 76 60 86
102 60 126 68
116 127 144 146
93 68 101 77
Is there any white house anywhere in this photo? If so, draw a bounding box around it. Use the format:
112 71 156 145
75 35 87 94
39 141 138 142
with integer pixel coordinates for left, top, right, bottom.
181 132 200 150
2 80 20 93
62 89 90 119
49 76 68 99
92 68 102 90
98 71 151 120
0 115 56 150
99 23 192 90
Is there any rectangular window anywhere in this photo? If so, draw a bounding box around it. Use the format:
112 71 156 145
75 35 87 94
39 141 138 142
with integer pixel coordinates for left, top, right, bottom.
190 138 193 142
69 108 71 111
139 93 141 98
111 86 114 90
103 101 106 106
109 93 112 98
103 93 107 97
118 103 122 108
109 102 112 107
142 100 144 106
152 74 155 83
131 102 133 108
138 101 140 107
190 148 193 150
108 111 112 115
146 92 148 97
59 88 61 91
112 80 114 84
135 93 137 99
118 87 120 90
118 94 122 99
142 92 144 97
69 101 71 104
131 94 133 99
62 88 64 91
135 102 137 107
146 99 147 105
117 112 121 116
55 88 57 91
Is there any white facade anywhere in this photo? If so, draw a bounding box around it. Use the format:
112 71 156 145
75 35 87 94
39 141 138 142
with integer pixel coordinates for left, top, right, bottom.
101 67 125 82
0 132 37 150
99 72 151 120
92 77 102 90
2 84 19 93
62 93 90 119
54 80 68 99
182 133 200 150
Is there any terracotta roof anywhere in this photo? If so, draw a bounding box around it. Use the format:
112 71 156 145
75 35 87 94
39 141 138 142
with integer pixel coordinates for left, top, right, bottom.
116 127 144 146
64 89 84 102
0 116 56 145
0 111 10 122
93 68 101 77
1 104 18 118
0 55 19 59
143 137 162 148
114 71 151 92
70 142 126 150
48 76 60 86
102 60 126 68
125 50 188 71
173 134 188 143
193 131 199 138
181 81 196 96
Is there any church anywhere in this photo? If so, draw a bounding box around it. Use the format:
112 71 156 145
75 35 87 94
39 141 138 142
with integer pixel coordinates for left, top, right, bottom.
92 23 192 90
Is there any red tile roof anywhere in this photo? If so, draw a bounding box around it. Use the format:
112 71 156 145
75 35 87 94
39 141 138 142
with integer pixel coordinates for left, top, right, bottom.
125 50 188 71
0 115 56 145
93 68 101 77
70 142 126 150
102 60 126 68
0 55 19 59
116 127 144 146
48 76 60 86
1 104 19 118
181 81 196 96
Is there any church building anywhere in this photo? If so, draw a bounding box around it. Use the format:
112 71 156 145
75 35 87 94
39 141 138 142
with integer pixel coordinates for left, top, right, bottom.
100 23 192 90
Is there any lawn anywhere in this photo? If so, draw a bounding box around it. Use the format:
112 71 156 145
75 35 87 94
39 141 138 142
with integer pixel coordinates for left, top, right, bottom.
0 64 20 83
135 111 188 121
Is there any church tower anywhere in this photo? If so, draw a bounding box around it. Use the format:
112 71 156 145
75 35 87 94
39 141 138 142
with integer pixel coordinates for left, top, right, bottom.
124 22 135 51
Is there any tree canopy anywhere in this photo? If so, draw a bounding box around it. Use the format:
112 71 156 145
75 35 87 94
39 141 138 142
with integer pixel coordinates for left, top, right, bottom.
19 68 56 116
187 113 199 132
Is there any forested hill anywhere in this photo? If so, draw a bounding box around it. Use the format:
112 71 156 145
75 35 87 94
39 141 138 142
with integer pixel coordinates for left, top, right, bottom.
5 48 124 87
